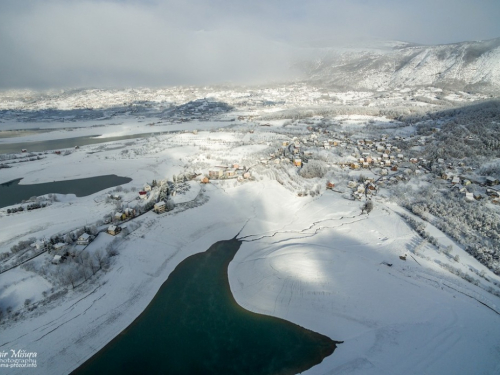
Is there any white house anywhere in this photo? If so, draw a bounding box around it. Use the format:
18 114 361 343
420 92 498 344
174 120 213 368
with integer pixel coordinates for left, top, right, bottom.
115 212 125 221
76 233 94 246
33 240 47 251
107 225 121 236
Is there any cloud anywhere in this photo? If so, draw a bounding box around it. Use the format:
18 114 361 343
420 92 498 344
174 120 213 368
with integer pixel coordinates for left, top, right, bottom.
0 0 499 89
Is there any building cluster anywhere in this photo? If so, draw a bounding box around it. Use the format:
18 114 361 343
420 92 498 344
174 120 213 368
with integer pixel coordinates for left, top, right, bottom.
48 232 96 265
442 167 500 203
201 163 252 184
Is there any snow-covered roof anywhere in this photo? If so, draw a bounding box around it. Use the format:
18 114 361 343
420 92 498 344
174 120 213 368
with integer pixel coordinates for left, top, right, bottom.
79 233 90 240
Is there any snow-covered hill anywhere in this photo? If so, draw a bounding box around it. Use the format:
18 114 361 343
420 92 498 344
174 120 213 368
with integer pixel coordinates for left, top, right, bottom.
300 38 500 92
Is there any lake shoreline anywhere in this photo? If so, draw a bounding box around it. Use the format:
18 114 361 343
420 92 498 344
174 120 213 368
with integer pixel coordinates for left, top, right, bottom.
73 237 340 375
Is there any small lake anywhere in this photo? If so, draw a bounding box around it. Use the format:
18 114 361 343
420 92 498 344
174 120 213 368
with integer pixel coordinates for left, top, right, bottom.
0 132 165 155
73 239 340 375
0 175 132 208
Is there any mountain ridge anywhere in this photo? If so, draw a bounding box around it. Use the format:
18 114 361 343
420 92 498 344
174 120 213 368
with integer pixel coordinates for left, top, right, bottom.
299 37 500 93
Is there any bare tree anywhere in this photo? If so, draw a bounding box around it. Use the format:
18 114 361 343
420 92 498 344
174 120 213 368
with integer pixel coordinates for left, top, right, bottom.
94 250 108 270
64 268 78 289
362 200 374 214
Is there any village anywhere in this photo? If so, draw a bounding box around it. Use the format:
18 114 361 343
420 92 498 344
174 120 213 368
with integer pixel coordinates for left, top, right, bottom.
3 114 500 278
0 88 499 375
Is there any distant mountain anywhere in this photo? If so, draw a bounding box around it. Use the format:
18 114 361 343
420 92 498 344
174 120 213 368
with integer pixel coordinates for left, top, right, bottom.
299 38 500 93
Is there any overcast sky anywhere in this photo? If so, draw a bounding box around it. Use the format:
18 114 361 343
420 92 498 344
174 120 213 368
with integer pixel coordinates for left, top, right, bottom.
1 0 499 89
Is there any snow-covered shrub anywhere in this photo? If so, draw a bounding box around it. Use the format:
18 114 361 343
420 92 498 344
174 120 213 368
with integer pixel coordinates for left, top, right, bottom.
299 160 328 179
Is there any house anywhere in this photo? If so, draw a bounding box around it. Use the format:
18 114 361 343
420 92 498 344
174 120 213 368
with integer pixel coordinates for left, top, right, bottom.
114 212 126 221
465 192 475 201
326 181 335 189
347 181 357 188
486 177 500 186
138 191 148 199
107 225 121 235
21 149 27 153
33 240 47 251
52 255 62 265
154 201 166 214
76 233 94 246
53 242 66 253
486 189 500 197
451 176 460 185
293 159 302 167
124 207 136 217
208 170 223 179
225 168 237 178
350 162 360 169
409 158 418 163
200 176 209 184
391 166 398 172
243 172 251 179
144 184 152 192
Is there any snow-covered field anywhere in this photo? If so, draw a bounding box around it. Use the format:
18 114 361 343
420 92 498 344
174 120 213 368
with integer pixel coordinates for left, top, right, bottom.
1 179 499 374
1 88 500 374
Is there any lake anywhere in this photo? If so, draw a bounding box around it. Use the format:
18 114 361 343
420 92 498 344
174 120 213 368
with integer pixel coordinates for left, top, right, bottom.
0 132 165 155
0 175 132 208
73 239 340 375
